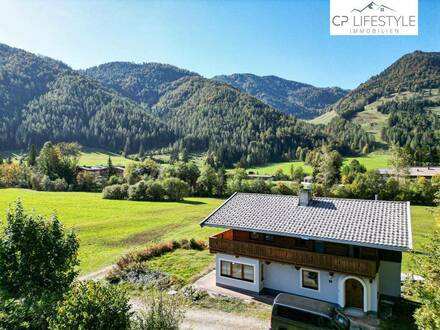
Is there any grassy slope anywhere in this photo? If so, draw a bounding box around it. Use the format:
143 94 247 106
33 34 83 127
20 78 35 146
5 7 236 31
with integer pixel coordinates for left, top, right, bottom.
78 147 134 166
308 110 338 125
144 249 214 285
245 153 390 176
0 189 223 274
0 189 435 275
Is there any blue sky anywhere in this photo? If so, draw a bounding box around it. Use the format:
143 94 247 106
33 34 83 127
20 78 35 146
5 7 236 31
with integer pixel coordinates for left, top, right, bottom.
0 0 438 89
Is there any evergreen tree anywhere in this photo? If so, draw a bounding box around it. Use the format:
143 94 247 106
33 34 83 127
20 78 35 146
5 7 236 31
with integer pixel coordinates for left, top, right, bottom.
28 144 37 166
107 157 115 179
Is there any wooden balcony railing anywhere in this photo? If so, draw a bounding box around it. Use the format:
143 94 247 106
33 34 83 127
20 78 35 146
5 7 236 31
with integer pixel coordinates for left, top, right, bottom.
209 233 378 278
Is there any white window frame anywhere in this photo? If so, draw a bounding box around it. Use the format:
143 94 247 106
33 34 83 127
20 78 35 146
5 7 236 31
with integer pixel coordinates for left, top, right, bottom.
300 267 321 292
219 259 255 283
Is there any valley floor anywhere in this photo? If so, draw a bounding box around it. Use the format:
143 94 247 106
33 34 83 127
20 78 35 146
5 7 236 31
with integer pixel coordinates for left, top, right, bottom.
0 189 436 275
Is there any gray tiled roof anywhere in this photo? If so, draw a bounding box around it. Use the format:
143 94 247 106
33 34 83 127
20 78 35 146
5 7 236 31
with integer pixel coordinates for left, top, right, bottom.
201 193 412 251
378 167 440 177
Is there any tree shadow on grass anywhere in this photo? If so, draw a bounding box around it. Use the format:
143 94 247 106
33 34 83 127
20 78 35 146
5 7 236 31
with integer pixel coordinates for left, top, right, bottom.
177 200 206 205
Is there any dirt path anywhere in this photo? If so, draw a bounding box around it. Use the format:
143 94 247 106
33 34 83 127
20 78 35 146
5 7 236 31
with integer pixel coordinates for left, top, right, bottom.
78 265 115 281
130 298 269 330
181 308 269 330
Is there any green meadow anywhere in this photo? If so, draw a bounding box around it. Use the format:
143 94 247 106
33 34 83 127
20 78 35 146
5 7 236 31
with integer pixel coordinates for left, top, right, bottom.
245 153 390 176
0 189 436 275
78 147 135 166
0 189 223 274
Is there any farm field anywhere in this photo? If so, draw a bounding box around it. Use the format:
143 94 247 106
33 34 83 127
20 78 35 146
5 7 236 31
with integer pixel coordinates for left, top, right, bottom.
78 147 134 166
0 189 223 274
0 189 436 275
245 153 390 176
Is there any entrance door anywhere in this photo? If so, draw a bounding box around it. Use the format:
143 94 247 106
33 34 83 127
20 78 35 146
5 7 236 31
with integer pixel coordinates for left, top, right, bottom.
345 279 364 309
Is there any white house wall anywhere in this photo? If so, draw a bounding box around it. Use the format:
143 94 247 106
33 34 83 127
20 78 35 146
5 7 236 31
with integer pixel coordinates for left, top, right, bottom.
215 253 262 292
215 254 379 312
378 261 401 297
264 261 379 312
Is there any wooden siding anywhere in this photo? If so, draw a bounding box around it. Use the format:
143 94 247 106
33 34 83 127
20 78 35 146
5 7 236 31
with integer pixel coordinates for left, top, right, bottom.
210 231 379 278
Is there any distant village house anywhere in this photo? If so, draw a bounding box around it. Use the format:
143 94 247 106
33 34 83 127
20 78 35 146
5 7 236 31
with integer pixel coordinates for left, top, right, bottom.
76 165 125 178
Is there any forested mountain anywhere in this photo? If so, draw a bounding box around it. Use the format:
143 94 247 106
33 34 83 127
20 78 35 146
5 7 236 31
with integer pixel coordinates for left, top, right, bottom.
85 61 371 165
18 72 175 152
0 43 69 148
332 51 440 118
308 51 440 165
84 62 197 106
212 73 347 119
0 42 374 166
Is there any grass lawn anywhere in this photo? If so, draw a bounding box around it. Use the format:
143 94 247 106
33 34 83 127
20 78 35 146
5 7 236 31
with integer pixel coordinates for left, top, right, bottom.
0 189 223 274
78 147 135 166
402 205 439 272
0 188 436 277
143 249 214 286
245 153 390 176
245 161 313 176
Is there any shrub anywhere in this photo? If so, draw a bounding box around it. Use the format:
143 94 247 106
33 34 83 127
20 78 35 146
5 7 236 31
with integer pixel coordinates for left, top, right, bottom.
0 200 79 298
76 171 99 191
146 180 166 201
162 177 189 201
52 178 68 191
189 238 207 251
128 180 149 201
108 175 125 186
48 281 132 330
103 184 129 200
131 291 184 330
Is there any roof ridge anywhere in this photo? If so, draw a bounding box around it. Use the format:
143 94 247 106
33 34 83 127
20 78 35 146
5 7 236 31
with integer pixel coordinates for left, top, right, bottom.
235 192 409 204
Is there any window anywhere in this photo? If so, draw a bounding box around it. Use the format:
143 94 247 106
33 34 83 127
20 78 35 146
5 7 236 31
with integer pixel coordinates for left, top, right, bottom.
220 260 231 276
243 264 254 281
301 269 319 290
250 232 260 240
219 260 254 282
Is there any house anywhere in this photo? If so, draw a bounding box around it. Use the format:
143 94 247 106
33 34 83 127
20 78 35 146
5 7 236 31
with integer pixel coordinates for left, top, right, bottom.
200 188 412 313
377 167 440 180
76 165 125 178
246 174 275 180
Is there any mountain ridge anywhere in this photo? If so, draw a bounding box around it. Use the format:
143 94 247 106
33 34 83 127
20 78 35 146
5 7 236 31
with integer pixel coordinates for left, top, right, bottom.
212 73 348 119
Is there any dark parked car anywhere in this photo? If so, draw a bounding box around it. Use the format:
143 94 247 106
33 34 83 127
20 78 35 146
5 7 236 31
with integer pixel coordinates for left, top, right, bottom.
271 293 350 330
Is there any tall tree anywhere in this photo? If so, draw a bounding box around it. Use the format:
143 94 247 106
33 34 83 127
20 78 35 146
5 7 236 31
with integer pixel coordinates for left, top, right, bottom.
28 144 37 166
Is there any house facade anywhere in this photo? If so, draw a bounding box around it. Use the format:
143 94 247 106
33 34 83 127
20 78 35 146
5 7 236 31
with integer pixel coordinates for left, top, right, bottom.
77 165 125 178
200 190 412 313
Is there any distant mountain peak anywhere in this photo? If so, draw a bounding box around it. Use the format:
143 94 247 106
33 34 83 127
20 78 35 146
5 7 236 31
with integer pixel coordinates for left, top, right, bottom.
212 73 347 119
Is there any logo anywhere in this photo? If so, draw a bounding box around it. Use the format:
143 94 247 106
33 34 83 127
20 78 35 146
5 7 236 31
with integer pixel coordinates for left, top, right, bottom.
330 0 418 36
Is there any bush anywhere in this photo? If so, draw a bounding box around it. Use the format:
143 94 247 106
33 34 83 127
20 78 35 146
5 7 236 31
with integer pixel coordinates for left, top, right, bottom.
146 180 166 201
52 178 68 191
48 281 132 330
108 175 125 186
0 200 79 298
128 180 149 201
131 291 184 330
103 184 129 200
162 177 189 201
76 171 99 191
189 238 207 251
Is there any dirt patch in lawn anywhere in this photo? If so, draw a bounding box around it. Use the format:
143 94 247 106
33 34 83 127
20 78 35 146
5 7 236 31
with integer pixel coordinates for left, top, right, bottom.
107 223 185 246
